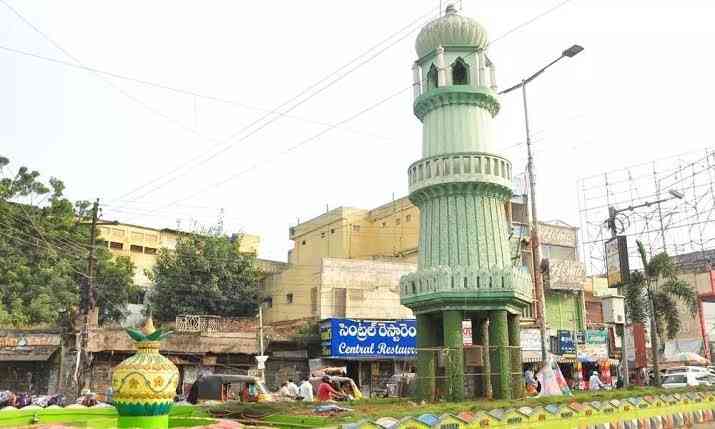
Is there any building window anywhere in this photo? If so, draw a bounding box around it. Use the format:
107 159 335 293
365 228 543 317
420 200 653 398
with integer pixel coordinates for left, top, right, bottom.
286 293 294 304
302 240 306 245
265 297 273 308
352 225 360 233
109 242 124 250
382 222 387 228
406 214 412 222
144 247 157 255
321 232 326 239
330 228 335 234
427 64 438 90
452 57 469 85
130 244 143 253
395 218 401 226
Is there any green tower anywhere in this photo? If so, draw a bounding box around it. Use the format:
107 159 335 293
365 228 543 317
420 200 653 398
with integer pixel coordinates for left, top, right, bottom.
400 4 533 401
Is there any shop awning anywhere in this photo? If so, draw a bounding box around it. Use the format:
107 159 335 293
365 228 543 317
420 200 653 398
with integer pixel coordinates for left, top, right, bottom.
0 347 58 362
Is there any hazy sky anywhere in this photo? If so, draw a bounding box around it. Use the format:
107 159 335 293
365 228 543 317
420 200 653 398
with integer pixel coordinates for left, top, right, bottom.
2 1 714 262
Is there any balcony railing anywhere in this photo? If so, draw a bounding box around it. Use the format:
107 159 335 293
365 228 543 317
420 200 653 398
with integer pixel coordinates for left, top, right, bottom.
175 315 252 334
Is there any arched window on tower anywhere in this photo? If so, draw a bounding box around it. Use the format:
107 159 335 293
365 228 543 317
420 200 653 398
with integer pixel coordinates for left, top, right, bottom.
427 64 438 90
452 57 469 85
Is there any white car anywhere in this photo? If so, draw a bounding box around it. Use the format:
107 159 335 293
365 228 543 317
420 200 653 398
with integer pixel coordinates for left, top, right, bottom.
664 366 710 375
661 372 711 388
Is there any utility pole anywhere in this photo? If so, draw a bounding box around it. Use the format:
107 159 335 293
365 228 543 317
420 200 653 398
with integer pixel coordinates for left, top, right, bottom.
607 207 630 387
522 81 549 363
77 198 99 395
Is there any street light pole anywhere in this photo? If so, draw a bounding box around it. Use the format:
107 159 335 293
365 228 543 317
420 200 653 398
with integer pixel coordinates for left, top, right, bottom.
521 79 549 363
500 44 584 363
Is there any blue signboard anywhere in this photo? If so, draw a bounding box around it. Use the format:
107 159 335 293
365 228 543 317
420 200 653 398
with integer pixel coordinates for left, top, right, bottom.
558 330 576 354
322 318 417 359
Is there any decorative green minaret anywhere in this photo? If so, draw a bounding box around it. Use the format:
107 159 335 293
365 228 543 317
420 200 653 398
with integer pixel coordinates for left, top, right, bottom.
400 4 533 401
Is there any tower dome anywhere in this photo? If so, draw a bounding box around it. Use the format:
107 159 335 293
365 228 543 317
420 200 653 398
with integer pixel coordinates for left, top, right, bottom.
415 4 488 57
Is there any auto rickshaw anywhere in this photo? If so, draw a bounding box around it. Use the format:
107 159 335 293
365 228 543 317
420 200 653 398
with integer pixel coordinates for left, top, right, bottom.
309 375 363 400
189 374 272 403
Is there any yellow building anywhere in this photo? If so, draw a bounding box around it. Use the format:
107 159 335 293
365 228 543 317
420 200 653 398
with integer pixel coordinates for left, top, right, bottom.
97 222 261 290
263 196 529 324
264 198 421 324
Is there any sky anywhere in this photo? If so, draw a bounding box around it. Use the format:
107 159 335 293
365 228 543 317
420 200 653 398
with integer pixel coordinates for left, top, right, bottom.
2 0 715 262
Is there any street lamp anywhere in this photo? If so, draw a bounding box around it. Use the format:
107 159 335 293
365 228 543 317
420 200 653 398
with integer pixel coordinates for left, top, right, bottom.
500 44 584 364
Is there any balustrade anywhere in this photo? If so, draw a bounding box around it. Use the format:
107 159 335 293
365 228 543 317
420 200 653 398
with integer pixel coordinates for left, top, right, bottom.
407 152 511 192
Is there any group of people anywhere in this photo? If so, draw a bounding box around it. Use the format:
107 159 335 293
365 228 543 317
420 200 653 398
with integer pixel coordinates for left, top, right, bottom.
524 363 617 395
276 378 314 401
277 376 358 402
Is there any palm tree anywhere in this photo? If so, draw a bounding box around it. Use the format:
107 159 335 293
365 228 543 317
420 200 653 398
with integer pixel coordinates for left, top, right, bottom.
622 240 698 386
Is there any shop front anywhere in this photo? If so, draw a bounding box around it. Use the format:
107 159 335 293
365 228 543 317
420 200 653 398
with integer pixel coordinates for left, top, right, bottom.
577 328 618 389
319 318 416 398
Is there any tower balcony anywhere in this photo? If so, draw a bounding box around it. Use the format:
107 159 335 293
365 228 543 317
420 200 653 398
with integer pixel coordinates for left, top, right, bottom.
400 265 533 313
407 151 512 196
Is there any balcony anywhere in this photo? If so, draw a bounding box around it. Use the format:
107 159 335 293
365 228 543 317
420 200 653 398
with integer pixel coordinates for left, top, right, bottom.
400 265 533 312
407 152 512 196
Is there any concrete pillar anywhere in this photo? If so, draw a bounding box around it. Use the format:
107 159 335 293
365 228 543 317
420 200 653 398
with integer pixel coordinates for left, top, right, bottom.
436 46 447 87
475 316 492 399
416 313 437 401
489 310 511 400
508 313 524 399
412 62 422 100
442 310 464 401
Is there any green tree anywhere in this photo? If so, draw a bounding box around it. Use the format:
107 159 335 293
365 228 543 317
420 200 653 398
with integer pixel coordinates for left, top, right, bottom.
0 156 137 327
149 231 262 321
622 240 697 386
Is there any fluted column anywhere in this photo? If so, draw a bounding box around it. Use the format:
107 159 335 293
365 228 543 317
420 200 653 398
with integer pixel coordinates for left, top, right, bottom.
416 313 437 401
443 310 465 401
489 310 511 399
508 313 523 398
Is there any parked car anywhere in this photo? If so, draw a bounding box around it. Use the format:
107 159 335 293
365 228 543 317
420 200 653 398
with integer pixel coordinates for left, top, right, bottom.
661 372 711 389
664 366 709 375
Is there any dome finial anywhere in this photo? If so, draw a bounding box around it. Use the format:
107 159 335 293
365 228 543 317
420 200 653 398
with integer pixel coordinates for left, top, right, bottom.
445 3 458 15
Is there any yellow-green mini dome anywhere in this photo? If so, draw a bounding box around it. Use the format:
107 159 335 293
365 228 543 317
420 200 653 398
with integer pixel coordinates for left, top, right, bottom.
415 4 488 57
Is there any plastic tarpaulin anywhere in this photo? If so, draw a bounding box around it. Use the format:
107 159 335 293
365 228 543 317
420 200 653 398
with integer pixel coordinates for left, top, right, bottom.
536 355 572 397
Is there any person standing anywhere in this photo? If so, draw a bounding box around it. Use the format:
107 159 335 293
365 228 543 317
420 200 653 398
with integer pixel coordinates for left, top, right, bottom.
299 378 314 402
589 371 605 391
287 379 299 399
524 366 538 395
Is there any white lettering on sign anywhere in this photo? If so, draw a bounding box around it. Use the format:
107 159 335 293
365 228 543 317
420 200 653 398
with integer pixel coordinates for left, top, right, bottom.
539 224 577 247
337 342 416 356
549 259 586 290
337 322 416 342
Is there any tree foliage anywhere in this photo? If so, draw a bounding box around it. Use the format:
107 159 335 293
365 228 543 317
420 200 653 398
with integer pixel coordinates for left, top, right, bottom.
149 231 262 321
0 156 137 327
622 240 697 343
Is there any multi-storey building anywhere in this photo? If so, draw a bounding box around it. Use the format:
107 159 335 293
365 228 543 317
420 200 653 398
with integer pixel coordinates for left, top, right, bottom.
97 222 261 291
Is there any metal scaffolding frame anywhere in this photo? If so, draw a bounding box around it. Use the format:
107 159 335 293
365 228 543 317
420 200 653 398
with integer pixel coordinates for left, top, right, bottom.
578 148 715 275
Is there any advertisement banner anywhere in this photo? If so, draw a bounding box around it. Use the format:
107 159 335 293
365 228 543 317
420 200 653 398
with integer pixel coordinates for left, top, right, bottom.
606 236 630 287
558 330 576 354
521 328 543 360
579 329 609 361
463 320 473 346
324 319 417 359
